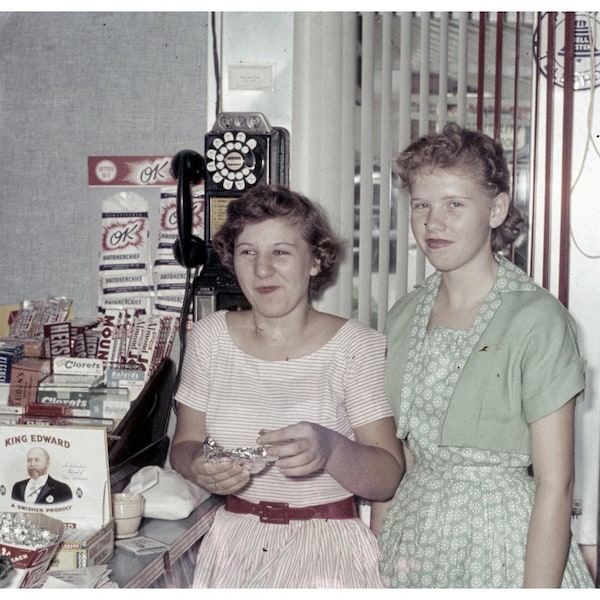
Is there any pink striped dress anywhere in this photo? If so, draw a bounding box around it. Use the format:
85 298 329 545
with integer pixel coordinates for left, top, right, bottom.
175 310 392 588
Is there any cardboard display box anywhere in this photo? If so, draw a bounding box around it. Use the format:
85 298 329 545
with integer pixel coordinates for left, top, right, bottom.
0 382 9 405
36 378 130 422
0 512 64 588
0 425 114 586
0 337 44 359
8 358 51 406
49 519 114 570
37 373 104 404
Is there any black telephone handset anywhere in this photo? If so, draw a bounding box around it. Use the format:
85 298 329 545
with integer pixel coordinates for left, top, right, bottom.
170 150 207 414
171 149 207 270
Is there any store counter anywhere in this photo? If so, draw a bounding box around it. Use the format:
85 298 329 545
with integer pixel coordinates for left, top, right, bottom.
107 494 222 588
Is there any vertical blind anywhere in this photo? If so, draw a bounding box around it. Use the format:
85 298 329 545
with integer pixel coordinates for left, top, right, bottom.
348 12 535 330
292 13 547 330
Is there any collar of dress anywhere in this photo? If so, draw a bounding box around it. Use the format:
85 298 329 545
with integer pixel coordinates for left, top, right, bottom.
413 254 537 297
394 254 537 441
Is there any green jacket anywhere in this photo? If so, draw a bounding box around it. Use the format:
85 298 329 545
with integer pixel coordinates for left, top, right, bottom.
384 256 585 455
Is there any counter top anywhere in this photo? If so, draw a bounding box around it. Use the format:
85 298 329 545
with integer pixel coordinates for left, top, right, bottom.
108 494 222 588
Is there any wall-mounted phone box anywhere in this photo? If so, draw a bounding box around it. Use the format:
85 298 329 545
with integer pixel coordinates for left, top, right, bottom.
193 112 290 320
203 112 289 242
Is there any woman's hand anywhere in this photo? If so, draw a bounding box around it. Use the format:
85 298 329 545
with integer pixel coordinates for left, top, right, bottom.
170 404 251 496
258 417 404 503
188 451 251 495
257 421 333 477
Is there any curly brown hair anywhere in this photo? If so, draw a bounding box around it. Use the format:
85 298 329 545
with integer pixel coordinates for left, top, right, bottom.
396 123 523 252
212 184 344 298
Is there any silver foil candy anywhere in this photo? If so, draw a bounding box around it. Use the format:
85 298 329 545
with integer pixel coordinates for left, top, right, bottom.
0 512 59 548
203 437 278 474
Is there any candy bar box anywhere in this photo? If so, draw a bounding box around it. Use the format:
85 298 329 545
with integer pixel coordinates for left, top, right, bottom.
36 375 130 421
0 425 114 582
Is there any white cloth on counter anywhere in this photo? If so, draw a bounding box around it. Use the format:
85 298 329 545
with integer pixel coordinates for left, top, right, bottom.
123 465 210 520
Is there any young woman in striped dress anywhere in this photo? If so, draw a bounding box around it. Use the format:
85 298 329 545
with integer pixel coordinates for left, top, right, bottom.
170 184 404 588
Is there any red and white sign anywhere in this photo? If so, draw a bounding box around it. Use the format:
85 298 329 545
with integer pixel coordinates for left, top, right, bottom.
88 155 178 187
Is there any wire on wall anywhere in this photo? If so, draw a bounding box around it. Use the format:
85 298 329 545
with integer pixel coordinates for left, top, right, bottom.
569 12 600 260
211 12 222 119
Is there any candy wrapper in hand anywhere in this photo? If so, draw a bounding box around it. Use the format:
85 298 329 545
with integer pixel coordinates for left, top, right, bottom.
203 437 277 474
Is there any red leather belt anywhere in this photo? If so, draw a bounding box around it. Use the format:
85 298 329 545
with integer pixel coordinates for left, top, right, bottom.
225 495 357 524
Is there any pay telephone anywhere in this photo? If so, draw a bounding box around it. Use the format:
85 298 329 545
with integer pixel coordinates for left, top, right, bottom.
193 112 290 320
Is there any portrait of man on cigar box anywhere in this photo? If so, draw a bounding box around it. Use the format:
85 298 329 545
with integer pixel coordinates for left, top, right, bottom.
11 446 73 504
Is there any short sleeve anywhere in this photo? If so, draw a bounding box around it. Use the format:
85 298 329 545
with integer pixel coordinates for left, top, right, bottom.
341 321 392 429
174 311 227 412
521 297 585 423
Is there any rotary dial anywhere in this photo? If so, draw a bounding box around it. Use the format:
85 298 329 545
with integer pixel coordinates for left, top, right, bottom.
206 131 260 191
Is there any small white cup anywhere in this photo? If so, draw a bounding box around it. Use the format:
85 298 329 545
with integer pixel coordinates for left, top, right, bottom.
112 492 144 539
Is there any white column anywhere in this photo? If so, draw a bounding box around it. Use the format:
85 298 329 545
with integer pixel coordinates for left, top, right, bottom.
291 12 356 319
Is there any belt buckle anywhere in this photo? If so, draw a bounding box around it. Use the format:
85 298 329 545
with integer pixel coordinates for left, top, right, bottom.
258 501 290 524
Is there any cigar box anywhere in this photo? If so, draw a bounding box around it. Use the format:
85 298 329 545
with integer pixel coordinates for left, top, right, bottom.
0 425 114 581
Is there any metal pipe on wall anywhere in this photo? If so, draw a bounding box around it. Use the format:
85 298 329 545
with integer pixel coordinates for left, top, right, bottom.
477 13 487 131
510 13 522 264
543 12 556 290
559 12 575 307
529 13 543 277
493 13 504 140
511 14 521 201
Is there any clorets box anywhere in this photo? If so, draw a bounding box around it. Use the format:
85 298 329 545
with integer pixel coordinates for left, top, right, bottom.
0 425 114 582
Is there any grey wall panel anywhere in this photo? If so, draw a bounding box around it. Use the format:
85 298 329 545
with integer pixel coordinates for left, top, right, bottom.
0 11 208 316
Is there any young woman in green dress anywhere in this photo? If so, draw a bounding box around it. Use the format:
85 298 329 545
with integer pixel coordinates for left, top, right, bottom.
378 123 594 588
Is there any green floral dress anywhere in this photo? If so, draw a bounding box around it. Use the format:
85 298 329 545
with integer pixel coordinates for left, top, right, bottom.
378 268 594 588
